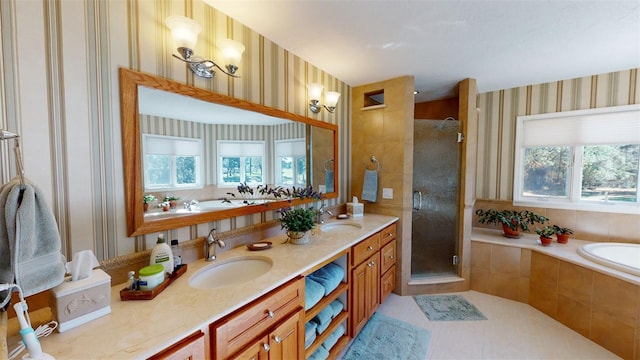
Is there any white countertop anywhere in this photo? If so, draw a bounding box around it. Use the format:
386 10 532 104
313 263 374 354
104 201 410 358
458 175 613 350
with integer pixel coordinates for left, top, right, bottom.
471 227 640 286
39 214 398 359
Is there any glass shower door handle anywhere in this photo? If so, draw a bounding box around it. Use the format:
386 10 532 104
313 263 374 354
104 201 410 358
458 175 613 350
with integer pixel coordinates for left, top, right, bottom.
413 191 422 210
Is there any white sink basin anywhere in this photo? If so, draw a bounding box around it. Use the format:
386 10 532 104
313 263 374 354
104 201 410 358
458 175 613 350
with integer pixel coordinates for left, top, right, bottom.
320 222 362 233
189 256 273 289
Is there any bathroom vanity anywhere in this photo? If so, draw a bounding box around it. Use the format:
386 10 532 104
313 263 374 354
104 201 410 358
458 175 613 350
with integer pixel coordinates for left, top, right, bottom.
38 214 397 359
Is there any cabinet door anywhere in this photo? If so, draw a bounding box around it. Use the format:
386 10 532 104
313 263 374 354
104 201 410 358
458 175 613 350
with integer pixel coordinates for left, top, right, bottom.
350 252 380 336
381 267 395 302
380 240 396 278
268 309 304 360
231 335 269 360
148 331 205 360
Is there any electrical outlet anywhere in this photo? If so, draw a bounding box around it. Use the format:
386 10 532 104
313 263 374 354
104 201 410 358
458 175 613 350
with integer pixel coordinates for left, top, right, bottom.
382 188 393 199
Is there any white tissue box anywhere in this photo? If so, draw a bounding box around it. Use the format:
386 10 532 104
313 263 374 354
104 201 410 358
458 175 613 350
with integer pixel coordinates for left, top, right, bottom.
346 202 364 217
49 269 111 332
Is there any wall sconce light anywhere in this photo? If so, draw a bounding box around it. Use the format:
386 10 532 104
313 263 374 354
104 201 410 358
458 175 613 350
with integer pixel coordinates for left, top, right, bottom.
307 83 341 113
165 15 245 78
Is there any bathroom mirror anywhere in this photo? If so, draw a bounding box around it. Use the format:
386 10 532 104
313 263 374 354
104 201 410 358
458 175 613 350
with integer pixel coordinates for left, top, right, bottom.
120 68 338 236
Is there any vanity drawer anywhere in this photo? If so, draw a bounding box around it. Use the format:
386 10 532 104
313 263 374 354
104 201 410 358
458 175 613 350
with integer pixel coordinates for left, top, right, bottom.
211 277 304 359
352 233 380 266
380 239 396 274
380 223 397 246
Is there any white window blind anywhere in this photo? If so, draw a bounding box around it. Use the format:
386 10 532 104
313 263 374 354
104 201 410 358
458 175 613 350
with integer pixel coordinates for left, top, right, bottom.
275 138 305 157
218 141 264 156
520 104 640 147
144 135 201 155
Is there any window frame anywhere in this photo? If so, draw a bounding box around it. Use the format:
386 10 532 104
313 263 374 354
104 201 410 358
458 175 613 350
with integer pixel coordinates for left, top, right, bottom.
274 138 307 187
142 134 203 192
217 140 266 187
513 104 640 215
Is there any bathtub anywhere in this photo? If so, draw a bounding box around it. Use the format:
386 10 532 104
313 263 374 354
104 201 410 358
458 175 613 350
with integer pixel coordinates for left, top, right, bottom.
578 242 640 277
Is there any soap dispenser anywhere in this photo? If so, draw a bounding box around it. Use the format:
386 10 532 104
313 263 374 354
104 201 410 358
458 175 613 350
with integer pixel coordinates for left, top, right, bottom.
150 234 174 275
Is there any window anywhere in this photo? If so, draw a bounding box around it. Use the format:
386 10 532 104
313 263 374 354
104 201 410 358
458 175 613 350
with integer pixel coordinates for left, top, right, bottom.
217 141 265 186
142 134 203 191
514 104 640 214
275 138 306 186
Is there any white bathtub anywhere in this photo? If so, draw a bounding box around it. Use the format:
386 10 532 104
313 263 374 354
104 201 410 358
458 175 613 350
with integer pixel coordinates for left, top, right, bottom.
578 242 640 277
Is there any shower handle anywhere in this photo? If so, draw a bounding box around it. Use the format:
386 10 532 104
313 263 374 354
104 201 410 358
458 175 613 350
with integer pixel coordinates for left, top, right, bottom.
412 191 422 210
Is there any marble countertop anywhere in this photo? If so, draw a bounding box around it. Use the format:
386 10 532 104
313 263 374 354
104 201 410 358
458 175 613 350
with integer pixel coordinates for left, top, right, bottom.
471 227 640 285
39 214 398 359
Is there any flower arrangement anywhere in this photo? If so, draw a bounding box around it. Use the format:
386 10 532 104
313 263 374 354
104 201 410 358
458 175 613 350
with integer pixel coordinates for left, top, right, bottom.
143 194 156 204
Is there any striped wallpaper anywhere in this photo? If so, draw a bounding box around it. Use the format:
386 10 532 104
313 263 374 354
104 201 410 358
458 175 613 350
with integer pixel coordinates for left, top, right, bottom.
0 0 350 260
476 68 640 200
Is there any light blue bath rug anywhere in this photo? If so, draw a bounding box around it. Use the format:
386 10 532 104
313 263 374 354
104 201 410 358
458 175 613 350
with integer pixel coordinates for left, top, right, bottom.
342 312 430 360
413 294 487 321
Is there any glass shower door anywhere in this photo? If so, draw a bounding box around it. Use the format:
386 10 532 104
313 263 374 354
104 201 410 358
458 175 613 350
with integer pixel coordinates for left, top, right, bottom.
411 118 461 278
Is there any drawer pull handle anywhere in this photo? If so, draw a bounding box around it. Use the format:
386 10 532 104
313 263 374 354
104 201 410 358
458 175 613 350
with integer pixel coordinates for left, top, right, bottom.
386 232 393 237
273 335 282 344
266 310 274 318
389 255 394 260
367 261 375 267
262 343 270 352
367 246 373 251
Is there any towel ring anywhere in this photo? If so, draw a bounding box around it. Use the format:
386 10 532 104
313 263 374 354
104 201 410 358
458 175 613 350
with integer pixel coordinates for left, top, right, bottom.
324 158 334 172
364 156 381 171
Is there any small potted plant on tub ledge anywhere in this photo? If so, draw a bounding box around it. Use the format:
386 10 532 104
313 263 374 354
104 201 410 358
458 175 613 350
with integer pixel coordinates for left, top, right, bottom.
163 195 180 209
535 226 556 246
552 225 574 244
475 208 548 238
143 194 156 212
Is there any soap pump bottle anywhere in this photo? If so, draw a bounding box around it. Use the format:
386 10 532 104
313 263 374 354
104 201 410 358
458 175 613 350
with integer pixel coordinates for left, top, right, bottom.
150 233 174 275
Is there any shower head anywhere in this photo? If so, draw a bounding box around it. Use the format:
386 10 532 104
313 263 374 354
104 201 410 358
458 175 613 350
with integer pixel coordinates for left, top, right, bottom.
0 130 19 140
436 116 457 131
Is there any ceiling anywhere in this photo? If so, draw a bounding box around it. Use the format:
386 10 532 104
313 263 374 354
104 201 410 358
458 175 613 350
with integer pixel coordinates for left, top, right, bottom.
205 0 640 103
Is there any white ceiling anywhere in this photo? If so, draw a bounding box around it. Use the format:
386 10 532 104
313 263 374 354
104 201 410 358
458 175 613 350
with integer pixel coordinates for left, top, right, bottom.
205 0 640 103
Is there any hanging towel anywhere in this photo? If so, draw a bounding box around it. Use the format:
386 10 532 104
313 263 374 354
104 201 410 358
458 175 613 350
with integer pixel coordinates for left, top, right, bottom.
0 176 66 307
361 169 378 202
324 170 334 193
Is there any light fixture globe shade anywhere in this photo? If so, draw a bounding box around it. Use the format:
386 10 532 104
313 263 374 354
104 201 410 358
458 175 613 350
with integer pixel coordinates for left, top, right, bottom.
307 83 324 101
325 91 341 107
165 16 202 50
219 39 245 67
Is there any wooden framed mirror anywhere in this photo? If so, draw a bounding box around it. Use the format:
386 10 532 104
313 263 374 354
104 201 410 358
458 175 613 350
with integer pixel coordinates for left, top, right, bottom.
119 68 338 236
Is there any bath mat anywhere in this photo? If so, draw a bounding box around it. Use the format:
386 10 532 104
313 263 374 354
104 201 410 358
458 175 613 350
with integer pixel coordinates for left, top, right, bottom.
413 294 487 321
342 312 430 360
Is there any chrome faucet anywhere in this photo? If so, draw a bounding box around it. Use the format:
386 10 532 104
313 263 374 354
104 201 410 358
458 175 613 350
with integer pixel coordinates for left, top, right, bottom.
316 203 333 224
205 228 226 261
184 200 199 211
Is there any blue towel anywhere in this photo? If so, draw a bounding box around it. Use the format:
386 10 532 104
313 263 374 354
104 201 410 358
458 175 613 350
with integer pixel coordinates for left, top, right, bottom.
361 169 378 202
316 317 331 335
322 324 346 352
305 321 317 349
312 305 334 328
330 299 344 318
309 345 329 360
305 277 326 310
308 262 344 296
325 170 334 193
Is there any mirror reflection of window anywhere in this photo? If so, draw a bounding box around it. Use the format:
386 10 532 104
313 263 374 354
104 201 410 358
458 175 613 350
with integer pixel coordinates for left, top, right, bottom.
275 138 306 186
142 134 203 190
218 141 265 186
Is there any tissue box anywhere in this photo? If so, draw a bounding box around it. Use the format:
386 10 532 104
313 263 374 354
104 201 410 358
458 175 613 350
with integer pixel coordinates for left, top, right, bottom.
49 269 112 332
346 202 364 217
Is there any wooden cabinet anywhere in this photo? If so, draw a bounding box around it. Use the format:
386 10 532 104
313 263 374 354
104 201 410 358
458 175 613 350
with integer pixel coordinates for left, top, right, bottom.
349 222 397 337
147 331 206 360
233 309 304 360
211 277 305 359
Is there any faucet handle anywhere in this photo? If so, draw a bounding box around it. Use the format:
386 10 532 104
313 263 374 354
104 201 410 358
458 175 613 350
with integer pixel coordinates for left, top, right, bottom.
218 239 226 249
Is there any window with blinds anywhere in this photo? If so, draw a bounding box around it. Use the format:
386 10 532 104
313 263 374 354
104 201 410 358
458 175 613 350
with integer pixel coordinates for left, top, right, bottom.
275 138 306 186
514 104 640 214
142 134 203 191
217 140 265 186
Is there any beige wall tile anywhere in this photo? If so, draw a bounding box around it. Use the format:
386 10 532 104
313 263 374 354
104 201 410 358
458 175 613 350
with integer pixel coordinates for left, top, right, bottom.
590 314 635 359
529 253 559 317
557 294 591 338
575 211 610 242
491 245 521 275
609 213 640 243
558 262 593 305
592 273 638 328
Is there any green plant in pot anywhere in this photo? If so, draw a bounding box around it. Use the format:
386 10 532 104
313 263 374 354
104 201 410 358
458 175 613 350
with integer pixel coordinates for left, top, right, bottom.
163 195 180 209
143 194 156 212
535 225 555 246
278 207 317 245
552 225 574 244
475 208 548 238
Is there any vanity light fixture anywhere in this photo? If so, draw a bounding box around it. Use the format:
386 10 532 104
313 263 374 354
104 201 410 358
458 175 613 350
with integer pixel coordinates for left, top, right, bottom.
307 83 341 113
165 15 245 79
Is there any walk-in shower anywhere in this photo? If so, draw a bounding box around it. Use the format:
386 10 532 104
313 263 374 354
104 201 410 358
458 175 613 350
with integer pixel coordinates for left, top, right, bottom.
411 117 461 279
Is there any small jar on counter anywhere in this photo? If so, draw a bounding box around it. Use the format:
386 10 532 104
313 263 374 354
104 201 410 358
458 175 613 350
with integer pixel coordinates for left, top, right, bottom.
138 264 165 291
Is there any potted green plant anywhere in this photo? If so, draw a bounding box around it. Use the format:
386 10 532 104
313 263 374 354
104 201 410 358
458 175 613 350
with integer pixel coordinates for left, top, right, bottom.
143 194 156 212
278 207 317 245
475 208 548 238
163 195 180 209
552 225 574 244
535 225 555 246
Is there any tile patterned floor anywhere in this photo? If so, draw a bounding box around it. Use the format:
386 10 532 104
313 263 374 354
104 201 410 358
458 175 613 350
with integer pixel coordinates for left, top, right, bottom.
340 291 620 359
